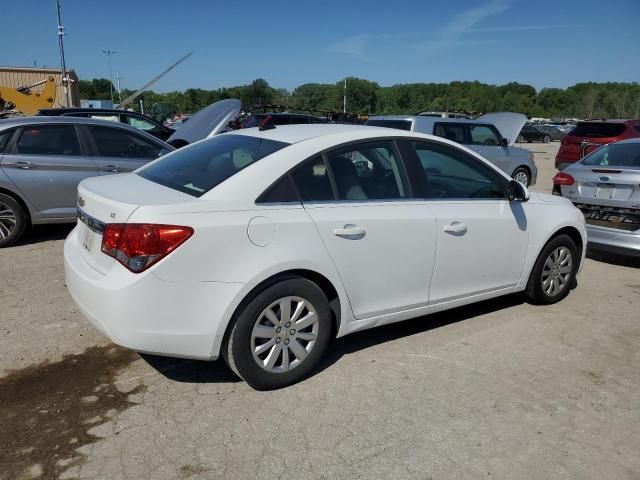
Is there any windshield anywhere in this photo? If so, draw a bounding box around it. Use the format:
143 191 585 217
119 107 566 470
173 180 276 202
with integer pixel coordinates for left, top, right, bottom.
569 123 626 138
138 134 289 197
581 142 640 168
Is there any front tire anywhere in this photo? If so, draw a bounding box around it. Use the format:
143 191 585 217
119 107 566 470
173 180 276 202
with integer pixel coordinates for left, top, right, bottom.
543 134 551 143
525 234 578 305
512 167 531 186
0 193 27 248
223 278 332 390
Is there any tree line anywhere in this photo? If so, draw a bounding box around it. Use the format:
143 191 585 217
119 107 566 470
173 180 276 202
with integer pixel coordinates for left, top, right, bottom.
79 77 640 120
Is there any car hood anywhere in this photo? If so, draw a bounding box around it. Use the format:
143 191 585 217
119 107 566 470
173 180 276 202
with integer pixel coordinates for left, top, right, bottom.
166 99 241 145
476 112 527 146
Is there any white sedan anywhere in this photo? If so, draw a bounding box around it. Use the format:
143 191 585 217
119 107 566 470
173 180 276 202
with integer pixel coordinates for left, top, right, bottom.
64 124 586 389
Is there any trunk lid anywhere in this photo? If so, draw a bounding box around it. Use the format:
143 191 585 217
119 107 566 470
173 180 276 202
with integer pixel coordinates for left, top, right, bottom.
76 173 196 274
166 99 241 146
476 112 527 146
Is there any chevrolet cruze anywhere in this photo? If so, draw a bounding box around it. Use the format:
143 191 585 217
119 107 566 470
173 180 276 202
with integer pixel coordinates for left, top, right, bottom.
64 124 586 389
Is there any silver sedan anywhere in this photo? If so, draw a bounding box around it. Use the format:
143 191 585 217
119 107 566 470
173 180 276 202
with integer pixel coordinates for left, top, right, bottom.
553 138 640 256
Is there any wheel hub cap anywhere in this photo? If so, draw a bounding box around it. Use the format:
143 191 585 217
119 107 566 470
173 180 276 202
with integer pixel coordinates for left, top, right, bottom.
541 246 573 297
251 296 319 373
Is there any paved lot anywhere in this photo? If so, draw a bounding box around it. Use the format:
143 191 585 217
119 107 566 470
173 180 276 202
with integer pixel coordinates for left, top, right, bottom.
1 142 639 480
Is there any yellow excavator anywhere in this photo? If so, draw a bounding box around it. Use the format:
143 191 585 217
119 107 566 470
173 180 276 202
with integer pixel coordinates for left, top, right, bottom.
0 76 56 116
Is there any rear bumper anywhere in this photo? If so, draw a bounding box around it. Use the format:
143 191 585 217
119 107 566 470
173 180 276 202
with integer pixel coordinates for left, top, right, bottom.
586 224 640 257
64 226 244 360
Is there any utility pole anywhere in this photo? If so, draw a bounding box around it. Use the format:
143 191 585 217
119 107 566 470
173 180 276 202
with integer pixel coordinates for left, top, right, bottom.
115 71 123 105
101 50 116 105
343 78 347 114
56 0 71 107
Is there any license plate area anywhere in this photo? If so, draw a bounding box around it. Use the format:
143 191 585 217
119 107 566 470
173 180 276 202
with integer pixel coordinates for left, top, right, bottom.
596 183 614 199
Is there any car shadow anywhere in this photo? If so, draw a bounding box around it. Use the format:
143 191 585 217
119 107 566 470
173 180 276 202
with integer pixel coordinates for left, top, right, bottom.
141 293 525 386
587 248 640 268
16 224 74 246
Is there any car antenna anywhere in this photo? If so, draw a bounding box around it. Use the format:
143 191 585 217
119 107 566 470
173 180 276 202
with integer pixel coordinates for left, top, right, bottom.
259 115 276 131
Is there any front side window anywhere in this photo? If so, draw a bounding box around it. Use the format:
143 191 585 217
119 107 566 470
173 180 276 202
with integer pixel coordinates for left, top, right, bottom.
139 134 288 197
434 123 467 143
413 142 506 199
89 126 162 159
15 125 81 156
292 156 334 202
326 141 409 201
581 143 640 167
125 115 157 131
469 125 501 146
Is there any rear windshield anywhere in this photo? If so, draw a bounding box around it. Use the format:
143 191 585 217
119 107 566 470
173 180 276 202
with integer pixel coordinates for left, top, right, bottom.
366 119 412 131
138 134 289 197
568 122 626 138
581 142 640 167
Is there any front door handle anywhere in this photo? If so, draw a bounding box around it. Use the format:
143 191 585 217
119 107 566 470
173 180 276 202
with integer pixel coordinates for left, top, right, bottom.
444 221 467 235
15 161 33 169
102 164 120 173
334 224 366 239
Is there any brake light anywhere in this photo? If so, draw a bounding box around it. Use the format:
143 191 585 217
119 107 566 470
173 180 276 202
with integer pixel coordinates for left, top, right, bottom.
101 224 194 273
553 172 575 186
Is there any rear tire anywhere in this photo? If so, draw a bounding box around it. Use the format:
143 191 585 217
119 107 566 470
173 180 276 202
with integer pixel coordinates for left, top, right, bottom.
222 277 332 390
0 193 27 248
517 135 525 143
525 234 578 305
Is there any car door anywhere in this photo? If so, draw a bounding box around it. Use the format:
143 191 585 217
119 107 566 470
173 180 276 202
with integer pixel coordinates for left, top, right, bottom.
410 140 528 303
84 124 167 174
0 123 97 218
293 140 438 319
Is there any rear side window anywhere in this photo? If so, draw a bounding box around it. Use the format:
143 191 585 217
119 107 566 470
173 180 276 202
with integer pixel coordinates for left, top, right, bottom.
89 126 162 158
125 115 157 131
366 120 412 131
292 156 334 201
569 123 626 138
139 134 288 197
15 125 81 155
0 129 13 153
326 141 409 201
581 143 640 167
434 123 467 143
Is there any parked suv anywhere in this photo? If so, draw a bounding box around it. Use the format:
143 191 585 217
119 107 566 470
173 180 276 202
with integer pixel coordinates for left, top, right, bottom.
555 120 640 170
37 108 176 141
366 113 537 186
0 116 173 246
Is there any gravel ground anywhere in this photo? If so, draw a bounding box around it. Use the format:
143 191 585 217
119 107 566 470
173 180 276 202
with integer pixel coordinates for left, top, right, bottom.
1 142 639 480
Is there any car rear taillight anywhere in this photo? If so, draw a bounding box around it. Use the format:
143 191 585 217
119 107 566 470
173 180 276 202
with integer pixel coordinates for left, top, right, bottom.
101 223 194 273
553 172 575 186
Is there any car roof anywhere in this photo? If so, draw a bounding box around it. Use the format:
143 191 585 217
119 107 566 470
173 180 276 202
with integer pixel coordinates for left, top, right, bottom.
368 115 485 125
225 123 455 145
579 119 640 125
39 108 138 115
0 116 172 145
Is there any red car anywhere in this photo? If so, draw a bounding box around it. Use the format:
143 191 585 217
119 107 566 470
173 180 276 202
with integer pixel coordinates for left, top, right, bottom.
555 119 640 170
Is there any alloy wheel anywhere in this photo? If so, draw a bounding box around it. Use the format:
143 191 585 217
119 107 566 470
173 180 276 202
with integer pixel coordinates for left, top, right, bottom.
541 246 573 297
0 201 17 240
251 296 319 373
513 170 530 186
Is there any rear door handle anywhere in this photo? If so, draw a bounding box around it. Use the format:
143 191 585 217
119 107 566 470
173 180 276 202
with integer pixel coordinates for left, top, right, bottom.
333 224 366 239
444 222 467 235
102 164 120 173
15 161 33 169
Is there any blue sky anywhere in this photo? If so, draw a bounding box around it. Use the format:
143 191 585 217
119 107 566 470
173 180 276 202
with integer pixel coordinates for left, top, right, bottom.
4 0 639 92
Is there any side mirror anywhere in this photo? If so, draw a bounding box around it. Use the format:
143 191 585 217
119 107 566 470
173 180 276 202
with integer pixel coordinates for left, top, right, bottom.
501 137 509 147
507 179 529 202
